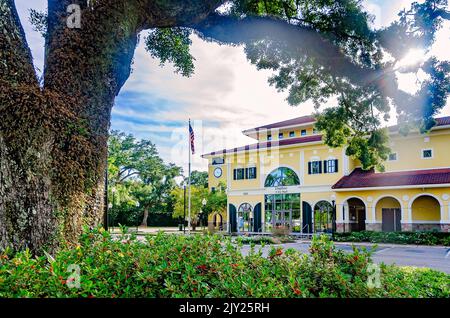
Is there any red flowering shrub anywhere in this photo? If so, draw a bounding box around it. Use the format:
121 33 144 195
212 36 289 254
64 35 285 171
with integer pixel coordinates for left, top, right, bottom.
0 228 448 298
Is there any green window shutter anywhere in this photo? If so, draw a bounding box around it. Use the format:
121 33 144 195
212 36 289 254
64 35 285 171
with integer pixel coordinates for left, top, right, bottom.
323 160 328 173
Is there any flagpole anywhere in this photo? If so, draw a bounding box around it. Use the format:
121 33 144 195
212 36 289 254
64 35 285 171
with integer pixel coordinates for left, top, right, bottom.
188 119 192 235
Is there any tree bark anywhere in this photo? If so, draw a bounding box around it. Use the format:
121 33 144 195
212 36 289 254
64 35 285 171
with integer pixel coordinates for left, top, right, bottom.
0 0 59 252
141 207 149 227
0 0 225 254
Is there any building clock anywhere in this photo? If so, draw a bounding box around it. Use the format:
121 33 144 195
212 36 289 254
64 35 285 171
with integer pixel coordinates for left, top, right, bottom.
214 167 222 178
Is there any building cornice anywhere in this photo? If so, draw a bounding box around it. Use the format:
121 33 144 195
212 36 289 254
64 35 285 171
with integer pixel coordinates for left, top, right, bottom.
333 183 450 192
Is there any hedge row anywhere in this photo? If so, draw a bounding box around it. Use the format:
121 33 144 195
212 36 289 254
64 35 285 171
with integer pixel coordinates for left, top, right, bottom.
0 229 448 298
333 231 450 246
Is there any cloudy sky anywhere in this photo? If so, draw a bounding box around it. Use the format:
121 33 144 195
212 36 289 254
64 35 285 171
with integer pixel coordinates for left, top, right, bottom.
15 0 450 173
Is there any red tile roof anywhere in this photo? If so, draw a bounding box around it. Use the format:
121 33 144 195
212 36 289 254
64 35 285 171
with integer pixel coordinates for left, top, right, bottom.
202 134 322 157
332 168 450 189
243 115 316 133
437 116 450 126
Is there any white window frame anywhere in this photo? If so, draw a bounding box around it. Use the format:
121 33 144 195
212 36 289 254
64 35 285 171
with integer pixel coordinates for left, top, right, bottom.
388 152 398 162
246 166 257 179
325 156 337 173
233 167 245 180
421 148 433 159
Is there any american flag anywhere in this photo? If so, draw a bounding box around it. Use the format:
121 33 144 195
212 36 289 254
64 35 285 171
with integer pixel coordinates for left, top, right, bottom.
189 121 195 155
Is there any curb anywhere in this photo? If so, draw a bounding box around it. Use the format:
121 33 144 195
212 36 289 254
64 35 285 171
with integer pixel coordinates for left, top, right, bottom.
294 240 449 249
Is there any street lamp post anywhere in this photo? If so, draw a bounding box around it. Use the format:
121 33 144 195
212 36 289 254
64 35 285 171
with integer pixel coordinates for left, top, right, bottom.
107 202 112 232
111 187 116 232
331 199 336 240
183 185 186 234
202 198 207 230
136 201 140 233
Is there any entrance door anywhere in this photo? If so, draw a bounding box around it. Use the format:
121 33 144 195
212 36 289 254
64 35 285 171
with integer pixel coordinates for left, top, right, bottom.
382 208 401 232
264 194 300 232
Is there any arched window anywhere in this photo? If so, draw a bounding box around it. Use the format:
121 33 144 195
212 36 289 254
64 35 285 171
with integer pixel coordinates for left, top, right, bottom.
237 203 253 232
264 167 300 187
238 203 252 213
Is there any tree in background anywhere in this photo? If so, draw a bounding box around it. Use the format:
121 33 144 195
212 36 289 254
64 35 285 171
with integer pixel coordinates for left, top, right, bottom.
107 131 182 227
171 185 209 231
172 181 227 230
202 182 227 220
184 170 209 188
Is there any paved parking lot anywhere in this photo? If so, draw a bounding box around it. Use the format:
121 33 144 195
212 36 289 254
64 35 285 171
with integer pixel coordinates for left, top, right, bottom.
241 242 450 273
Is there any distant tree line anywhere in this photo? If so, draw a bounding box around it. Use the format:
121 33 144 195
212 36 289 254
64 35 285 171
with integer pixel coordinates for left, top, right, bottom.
107 130 225 229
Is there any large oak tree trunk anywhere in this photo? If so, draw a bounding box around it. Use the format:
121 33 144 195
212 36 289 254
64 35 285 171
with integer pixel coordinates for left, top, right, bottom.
0 0 230 253
0 0 139 253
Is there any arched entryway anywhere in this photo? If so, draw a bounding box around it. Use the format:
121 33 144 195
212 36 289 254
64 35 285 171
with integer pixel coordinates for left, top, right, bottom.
313 200 334 233
375 196 401 232
411 195 441 230
237 203 253 232
346 198 366 232
213 213 223 231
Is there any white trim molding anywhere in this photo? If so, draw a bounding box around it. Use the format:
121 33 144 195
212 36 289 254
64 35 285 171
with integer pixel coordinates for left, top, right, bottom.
333 183 450 191
300 150 305 182
342 148 350 176
227 185 333 196
421 148 434 159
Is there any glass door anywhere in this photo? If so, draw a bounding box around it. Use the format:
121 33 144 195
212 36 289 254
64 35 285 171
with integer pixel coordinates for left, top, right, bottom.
264 194 300 232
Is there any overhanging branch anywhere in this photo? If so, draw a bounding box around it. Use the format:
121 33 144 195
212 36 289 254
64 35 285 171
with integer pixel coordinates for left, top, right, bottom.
191 14 413 109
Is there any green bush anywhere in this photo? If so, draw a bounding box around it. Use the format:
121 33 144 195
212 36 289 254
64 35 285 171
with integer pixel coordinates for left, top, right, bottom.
0 228 448 298
333 231 450 245
237 236 296 245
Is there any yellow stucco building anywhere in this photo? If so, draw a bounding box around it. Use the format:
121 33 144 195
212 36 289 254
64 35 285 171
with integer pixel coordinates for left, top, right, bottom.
202 115 450 234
